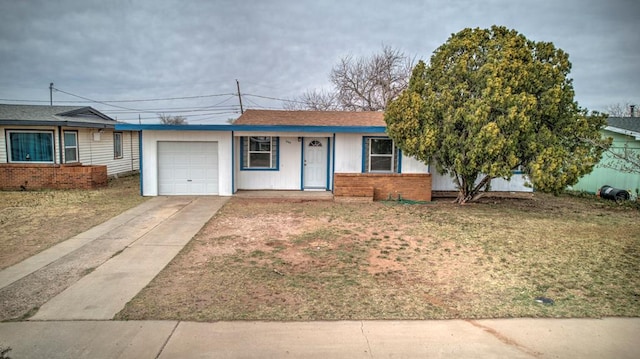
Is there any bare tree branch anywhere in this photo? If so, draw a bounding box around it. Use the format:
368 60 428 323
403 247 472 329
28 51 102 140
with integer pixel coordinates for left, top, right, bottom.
288 45 414 111
605 102 638 117
283 90 339 111
581 136 640 174
158 113 188 125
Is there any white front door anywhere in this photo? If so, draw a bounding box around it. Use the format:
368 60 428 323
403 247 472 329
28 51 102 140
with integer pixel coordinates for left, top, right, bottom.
303 137 327 189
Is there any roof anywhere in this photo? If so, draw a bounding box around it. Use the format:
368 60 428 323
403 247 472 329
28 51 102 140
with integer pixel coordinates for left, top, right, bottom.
0 104 116 128
605 117 640 140
234 109 386 127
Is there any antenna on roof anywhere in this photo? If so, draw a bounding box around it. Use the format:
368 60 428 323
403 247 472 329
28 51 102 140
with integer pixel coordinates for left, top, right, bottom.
49 82 54 106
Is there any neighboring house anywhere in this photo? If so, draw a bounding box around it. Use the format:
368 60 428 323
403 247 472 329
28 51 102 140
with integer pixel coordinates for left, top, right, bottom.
0 104 139 190
117 109 532 200
572 117 640 194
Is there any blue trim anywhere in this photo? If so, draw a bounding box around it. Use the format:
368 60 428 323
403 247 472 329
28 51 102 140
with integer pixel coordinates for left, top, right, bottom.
300 138 305 190
138 131 143 196
116 123 387 134
239 136 280 171
326 137 331 190
361 136 367 173
362 136 401 173
331 133 336 192
231 131 235 193
117 124 233 131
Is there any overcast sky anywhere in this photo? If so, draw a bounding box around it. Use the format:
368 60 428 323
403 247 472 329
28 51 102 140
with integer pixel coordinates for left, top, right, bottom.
0 0 638 123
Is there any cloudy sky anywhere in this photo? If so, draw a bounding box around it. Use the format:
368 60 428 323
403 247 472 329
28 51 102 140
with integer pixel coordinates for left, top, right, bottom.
0 0 638 123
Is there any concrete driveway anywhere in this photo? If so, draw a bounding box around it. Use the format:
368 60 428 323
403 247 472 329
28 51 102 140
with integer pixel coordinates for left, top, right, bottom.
0 195 228 321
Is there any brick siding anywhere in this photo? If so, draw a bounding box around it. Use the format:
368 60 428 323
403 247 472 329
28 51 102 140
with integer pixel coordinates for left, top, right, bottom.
334 173 432 201
0 163 108 190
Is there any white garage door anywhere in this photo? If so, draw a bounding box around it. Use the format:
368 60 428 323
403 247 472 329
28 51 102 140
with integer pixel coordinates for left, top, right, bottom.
158 141 218 195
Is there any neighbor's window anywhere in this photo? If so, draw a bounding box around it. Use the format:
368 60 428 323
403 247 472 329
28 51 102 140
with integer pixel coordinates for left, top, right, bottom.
241 136 278 170
7 130 54 163
63 131 78 163
113 132 123 159
363 137 399 173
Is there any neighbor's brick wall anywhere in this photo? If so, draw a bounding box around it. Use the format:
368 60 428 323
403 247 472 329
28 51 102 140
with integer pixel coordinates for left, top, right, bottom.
0 163 108 190
334 173 432 201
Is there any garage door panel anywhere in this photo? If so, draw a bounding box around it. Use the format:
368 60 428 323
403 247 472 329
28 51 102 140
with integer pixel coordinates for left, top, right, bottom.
158 141 218 195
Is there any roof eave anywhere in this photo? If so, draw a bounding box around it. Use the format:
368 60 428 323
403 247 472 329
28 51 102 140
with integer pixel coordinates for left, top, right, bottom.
0 119 115 129
604 126 640 140
115 123 388 133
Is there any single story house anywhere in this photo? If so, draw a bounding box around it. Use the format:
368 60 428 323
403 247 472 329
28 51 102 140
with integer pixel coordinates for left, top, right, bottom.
572 116 640 194
116 109 533 201
0 104 139 190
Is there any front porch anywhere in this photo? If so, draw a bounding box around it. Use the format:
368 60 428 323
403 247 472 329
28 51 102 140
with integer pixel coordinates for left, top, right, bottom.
233 190 334 201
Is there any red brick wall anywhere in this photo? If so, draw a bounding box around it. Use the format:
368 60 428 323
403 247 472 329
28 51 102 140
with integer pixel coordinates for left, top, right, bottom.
0 164 108 190
334 173 432 201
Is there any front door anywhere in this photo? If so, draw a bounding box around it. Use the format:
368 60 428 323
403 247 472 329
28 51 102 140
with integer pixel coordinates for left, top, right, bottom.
303 137 327 189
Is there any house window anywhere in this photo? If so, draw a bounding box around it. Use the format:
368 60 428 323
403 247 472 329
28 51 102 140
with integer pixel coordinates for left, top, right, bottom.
63 131 78 163
363 137 399 173
7 130 54 163
241 136 278 170
114 132 123 159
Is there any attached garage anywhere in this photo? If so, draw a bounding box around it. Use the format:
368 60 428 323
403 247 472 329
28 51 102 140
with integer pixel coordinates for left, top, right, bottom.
157 141 218 195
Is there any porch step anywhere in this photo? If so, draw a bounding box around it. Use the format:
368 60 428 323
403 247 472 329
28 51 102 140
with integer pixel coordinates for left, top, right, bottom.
333 186 374 202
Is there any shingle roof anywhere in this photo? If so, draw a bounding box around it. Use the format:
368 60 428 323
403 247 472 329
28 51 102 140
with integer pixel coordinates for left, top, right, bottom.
0 104 116 128
607 117 640 134
234 109 386 127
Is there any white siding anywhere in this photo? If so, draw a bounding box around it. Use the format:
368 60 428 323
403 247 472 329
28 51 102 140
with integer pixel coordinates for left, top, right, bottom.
432 170 533 192
75 128 139 176
334 133 430 174
235 135 302 190
401 154 429 173
141 130 232 196
334 133 365 173
0 128 6 163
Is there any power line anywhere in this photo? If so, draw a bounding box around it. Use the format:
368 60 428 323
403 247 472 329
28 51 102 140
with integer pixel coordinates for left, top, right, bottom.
102 105 239 114
243 93 307 105
52 87 147 112
1 92 236 104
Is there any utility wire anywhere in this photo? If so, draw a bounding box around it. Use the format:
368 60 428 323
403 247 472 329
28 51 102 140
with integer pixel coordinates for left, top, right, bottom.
243 93 307 105
5 91 237 104
52 87 147 112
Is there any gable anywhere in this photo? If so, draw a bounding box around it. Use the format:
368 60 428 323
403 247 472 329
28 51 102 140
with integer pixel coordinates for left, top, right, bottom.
0 104 116 128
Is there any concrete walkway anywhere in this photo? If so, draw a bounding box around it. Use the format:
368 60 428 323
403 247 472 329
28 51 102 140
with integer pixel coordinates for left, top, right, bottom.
0 195 228 321
0 318 638 358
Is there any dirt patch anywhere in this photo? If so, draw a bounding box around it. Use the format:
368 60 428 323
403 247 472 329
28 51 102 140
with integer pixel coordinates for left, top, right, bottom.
117 193 640 321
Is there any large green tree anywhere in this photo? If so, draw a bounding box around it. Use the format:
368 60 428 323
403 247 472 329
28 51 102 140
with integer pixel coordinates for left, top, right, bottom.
385 26 607 204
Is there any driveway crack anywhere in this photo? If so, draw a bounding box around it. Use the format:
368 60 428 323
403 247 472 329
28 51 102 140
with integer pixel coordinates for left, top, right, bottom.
155 321 180 359
361 321 373 358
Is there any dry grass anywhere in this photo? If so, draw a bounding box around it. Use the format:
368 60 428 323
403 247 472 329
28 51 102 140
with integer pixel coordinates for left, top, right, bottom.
0 175 146 269
117 193 640 321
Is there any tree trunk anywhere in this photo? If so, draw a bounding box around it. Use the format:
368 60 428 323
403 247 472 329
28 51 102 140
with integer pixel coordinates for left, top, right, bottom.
455 175 493 204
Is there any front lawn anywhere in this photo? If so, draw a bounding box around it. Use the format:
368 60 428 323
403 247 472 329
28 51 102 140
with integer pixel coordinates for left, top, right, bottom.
117 193 640 321
0 175 146 270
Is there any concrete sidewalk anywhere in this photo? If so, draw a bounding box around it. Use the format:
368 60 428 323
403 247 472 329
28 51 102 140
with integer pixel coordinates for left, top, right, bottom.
0 318 638 358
